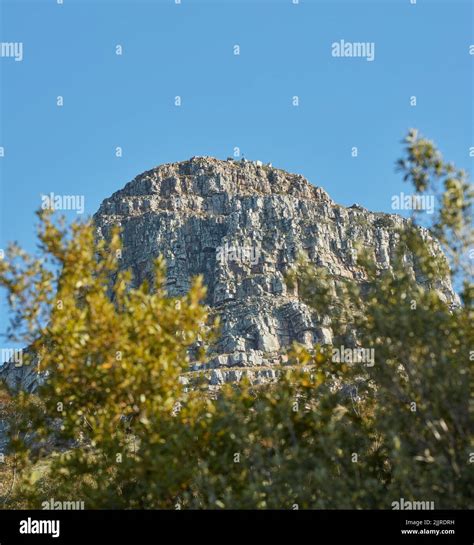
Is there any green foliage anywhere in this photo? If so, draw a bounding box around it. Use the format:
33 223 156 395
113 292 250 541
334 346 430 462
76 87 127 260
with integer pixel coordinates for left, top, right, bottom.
288 130 473 508
396 128 473 277
373 215 395 229
0 130 472 509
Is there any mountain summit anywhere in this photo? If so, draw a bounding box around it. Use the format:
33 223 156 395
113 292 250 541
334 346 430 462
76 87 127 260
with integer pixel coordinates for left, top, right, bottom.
91 157 455 386
0 157 456 391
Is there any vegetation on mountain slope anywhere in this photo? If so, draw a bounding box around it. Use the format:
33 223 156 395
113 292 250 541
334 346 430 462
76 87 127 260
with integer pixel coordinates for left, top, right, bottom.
0 130 472 509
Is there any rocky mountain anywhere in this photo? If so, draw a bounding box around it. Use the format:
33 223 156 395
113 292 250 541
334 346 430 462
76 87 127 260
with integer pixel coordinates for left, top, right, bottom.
0 156 456 391
93 157 455 386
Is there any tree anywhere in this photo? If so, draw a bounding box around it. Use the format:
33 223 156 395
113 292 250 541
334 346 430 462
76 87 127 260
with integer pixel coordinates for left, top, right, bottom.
285 130 473 508
0 213 217 507
0 130 472 509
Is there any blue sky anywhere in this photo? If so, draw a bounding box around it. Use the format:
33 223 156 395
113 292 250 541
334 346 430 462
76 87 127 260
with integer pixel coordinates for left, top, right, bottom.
0 0 472 337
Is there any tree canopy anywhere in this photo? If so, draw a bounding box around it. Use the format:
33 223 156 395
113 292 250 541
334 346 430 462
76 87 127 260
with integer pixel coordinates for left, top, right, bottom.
0 130 472 509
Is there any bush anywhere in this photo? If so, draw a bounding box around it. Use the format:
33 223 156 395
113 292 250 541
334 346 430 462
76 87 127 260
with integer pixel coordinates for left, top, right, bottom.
0 130 472 509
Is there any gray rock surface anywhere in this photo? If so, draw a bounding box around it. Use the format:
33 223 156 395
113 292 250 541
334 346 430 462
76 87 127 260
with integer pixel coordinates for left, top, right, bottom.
0 157 456 391
93 157 455 384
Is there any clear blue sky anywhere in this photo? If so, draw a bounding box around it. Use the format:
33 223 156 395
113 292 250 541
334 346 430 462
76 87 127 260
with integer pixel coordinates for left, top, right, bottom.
0 0 472 336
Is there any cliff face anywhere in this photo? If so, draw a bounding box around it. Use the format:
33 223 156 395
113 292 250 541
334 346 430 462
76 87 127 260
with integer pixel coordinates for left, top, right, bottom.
93 157 454 386
0 157 456 390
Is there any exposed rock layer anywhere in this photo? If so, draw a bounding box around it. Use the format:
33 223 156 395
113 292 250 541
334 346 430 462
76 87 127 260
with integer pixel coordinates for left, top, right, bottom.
0 157 456 390
94 157 454 385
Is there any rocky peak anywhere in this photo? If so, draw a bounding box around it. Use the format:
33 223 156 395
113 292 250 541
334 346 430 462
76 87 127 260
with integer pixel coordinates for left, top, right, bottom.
91 157 455 387
1 158 457 390
97 157 332 212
